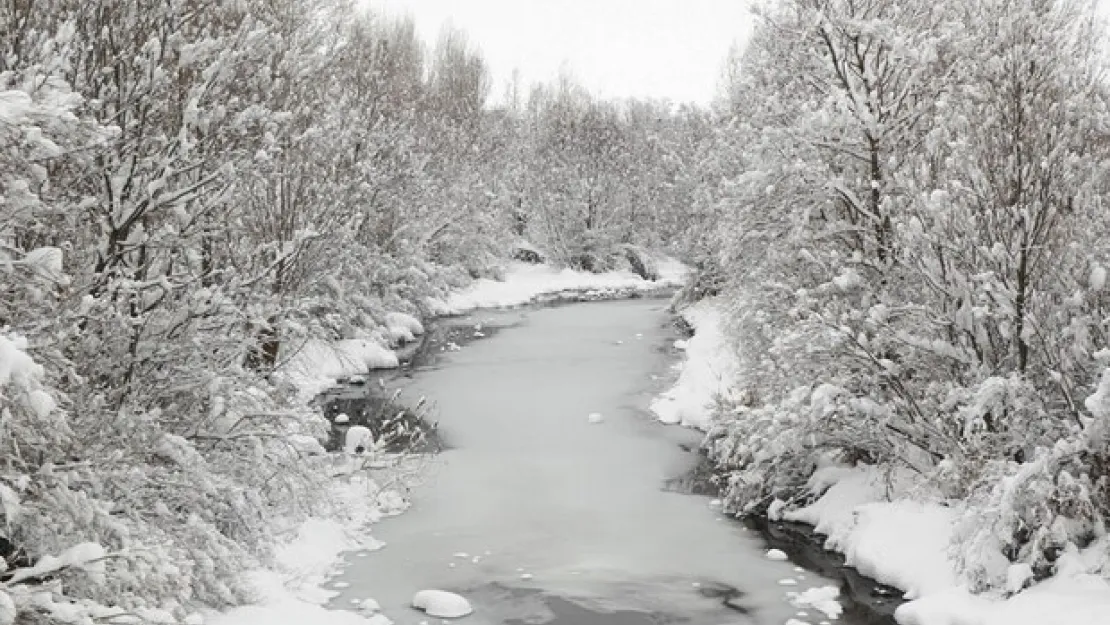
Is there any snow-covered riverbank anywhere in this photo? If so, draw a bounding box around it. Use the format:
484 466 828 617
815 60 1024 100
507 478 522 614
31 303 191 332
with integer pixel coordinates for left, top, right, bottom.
209 477 405 625
662 298 1110 625
649 299 740 430
279 260 688 402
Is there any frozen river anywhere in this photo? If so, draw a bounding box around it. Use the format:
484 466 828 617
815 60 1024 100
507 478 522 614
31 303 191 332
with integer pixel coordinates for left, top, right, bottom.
329 298 846 625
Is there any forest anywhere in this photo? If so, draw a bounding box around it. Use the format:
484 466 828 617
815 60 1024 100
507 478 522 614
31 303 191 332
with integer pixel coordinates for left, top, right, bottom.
2 0 1109 621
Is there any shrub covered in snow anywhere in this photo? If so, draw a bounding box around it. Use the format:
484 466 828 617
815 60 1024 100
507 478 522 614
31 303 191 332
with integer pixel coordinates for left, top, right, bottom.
690 0 1110 605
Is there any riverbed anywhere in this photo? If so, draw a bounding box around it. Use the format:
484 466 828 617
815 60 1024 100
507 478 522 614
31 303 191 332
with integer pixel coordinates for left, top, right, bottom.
327 298 852 625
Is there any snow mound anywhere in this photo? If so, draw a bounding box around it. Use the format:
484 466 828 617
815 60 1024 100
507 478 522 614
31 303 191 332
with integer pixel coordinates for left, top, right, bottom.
651 298 740 430
411 590 473 618
281 338 399 400
784 466 957 600
343 426 375 454
765 549 789 561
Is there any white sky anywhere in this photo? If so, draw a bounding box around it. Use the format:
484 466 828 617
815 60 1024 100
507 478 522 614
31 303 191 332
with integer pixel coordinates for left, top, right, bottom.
366 0 754 105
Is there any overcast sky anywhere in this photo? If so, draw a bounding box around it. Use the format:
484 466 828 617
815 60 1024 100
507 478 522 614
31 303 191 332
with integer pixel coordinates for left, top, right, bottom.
367 0 754 105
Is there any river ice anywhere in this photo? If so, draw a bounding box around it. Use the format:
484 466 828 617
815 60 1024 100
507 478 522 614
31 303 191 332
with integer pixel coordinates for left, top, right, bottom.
329 298 841 624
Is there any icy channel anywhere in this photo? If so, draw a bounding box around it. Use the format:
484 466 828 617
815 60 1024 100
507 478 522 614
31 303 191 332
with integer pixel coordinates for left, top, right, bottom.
330 298 844 625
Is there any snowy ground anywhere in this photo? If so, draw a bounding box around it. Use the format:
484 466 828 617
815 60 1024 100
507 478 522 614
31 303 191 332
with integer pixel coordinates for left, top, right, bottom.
649 298 740 430
775 465 1110 625
207 469 408 625
665 299 1110 625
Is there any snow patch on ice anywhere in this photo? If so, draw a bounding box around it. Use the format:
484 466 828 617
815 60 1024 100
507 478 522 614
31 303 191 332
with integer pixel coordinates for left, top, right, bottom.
788 586 842 619
410 590 473 618
765 549 789 561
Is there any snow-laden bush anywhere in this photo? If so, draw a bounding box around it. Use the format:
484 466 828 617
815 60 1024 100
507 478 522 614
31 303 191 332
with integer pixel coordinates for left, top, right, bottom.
697 0 1110 599
952 370 1110 593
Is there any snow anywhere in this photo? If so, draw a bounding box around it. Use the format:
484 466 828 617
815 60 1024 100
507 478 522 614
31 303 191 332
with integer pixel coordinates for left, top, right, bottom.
385 312 424 335
785 467 958 600
410 590 472 618
7 542 106 584
788 586 843 619
384 312 425 344
209 589 390 625
766 549 789 561
26 388 55 417
432 259 688 314
0 590 15 625
280 338 400 400
897 575 1110 625
0 333 42 390
1090 264 1106 291
289 434 327 455
211 477 402 625
780 464 1110 625
278 261 687 399
650 298 740 429
343 426 375 454
22 246 64 281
